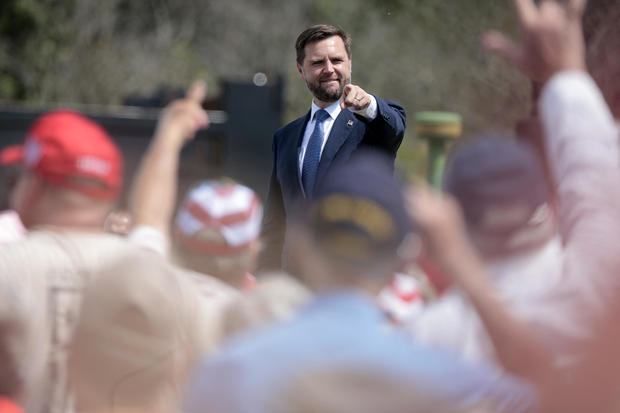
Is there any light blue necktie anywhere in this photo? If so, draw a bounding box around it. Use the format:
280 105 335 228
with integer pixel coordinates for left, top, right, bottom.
302 109 330 197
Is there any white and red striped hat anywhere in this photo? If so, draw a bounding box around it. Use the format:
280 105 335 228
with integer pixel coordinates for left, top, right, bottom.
175 180 263 255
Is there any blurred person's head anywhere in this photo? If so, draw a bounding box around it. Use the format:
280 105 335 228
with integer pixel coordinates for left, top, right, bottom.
68 250 198 413
220 272 312 339
6 110 123 230
443 136 556 259
289 151 418 295
295 25 352 107
173 178 263 289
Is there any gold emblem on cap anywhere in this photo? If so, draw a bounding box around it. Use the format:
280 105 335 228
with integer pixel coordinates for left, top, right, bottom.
319 195 396 240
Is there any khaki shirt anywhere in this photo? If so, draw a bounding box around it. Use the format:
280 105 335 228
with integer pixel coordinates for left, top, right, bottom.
175 267 242 357
0 230 237 413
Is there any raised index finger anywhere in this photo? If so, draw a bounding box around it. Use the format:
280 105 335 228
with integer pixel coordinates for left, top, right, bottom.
342 84 353 97
186 80 207 103
513 0 538 27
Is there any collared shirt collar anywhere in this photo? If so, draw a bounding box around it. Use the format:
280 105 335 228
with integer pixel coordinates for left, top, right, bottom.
310 99 342 121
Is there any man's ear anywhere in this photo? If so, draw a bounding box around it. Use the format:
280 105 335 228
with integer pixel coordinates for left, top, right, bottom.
296 62 305 79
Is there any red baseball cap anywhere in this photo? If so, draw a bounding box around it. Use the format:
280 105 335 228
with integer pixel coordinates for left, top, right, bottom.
0 110 123 200
0 144 22 166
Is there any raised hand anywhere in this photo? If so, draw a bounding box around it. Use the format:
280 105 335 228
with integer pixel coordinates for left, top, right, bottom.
482 0 587 83
129 81 209 234
405 184 470 271
340 84 372 111
155 80 209 148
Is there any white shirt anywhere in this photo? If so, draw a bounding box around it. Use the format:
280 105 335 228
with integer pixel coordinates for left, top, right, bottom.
409 237 568 365
128 225 170 256
298 95 378 174
0 210 26 245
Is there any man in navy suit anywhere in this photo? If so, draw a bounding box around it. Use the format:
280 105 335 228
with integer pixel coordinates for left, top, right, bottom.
260 24 407 271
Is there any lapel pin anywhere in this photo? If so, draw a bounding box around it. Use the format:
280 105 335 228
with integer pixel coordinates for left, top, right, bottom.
347 120 354 127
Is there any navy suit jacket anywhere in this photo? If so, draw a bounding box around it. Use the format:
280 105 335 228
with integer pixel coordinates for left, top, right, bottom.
260 97 406 271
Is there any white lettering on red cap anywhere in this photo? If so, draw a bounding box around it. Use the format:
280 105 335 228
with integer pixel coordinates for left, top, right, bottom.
77 156 111 177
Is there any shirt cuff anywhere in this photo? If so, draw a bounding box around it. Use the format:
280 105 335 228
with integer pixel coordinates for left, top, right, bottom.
350 94 378 120
128 225 170 257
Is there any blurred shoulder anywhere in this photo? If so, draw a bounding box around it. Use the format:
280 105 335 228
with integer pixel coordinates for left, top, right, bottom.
175 267 241 302
0 231 143 284
172 267 242 355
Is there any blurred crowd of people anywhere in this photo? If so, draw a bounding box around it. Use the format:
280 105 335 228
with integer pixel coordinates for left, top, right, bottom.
1 0 620 412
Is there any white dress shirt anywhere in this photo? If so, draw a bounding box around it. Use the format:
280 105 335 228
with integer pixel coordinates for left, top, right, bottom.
298 95 378 174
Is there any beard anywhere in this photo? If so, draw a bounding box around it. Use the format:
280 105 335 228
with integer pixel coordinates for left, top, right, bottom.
305 74 350 103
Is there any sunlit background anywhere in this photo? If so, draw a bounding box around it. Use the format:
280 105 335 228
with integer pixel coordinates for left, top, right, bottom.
0 0 616 186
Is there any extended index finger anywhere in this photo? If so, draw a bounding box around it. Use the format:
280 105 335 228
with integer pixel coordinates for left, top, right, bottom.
186 80 207 103
342 83 353 97
340 84 353 109
513 0 538 27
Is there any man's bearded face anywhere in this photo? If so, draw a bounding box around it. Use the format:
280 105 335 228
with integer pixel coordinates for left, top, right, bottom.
298 36 352 105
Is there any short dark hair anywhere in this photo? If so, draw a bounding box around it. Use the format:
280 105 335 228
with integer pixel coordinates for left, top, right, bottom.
295 24 351 65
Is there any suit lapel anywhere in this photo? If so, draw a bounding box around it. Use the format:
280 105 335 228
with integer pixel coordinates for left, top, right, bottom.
282 111 310 198
315 110 357 186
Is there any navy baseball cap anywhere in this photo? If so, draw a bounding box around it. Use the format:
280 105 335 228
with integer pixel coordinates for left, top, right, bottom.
443 137 554 255
306 150 413 265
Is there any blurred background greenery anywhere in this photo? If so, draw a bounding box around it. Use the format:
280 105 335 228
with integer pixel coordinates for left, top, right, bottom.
0 0 616 179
